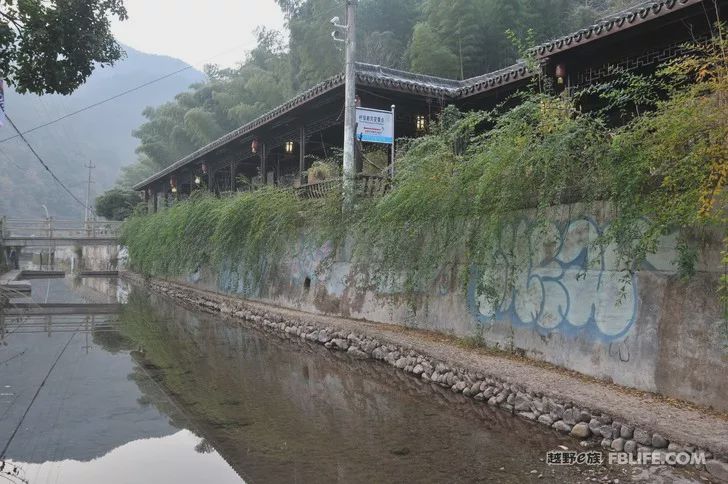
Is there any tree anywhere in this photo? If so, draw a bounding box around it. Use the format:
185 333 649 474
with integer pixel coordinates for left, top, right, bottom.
0 0 128 95
280 0 343 89
358 0 423 68
408 22 459 78
95 188 140 221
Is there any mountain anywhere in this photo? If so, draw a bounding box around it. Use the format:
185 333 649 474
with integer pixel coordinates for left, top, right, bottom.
0 45 205 219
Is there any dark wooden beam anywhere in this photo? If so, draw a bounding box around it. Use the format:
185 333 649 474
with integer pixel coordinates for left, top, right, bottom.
299 125 306 184
260 142 267 185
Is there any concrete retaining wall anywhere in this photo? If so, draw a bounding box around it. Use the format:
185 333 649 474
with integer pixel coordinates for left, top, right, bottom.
160 202 727 411
80 245 120 271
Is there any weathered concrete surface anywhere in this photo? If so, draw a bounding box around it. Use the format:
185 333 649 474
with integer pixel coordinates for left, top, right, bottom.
122 272 728 464
80 244 120 272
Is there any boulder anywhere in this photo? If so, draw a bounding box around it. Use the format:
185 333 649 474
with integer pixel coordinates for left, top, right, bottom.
570 422 591 439
552 421 572 433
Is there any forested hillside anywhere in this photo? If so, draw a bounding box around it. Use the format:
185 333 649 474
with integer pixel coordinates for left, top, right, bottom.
0 46 203 218
121 0 636 187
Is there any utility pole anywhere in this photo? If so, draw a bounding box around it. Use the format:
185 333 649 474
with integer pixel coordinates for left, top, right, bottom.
342 0 357 204
84 162 95 234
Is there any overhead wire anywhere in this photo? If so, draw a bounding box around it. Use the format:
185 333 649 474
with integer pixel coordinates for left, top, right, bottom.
2 114 95 214
0 66 193 144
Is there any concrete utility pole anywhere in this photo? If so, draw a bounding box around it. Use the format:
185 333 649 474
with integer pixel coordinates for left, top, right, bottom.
84 162 95 233
342 0 357 203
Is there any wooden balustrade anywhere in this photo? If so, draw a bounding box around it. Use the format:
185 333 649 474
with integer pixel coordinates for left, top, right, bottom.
293 175 391 200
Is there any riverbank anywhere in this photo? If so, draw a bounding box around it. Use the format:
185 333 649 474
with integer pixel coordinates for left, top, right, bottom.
122 271 728 481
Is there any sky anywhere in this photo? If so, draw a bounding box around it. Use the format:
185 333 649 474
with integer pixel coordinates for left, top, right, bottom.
112 0 286 70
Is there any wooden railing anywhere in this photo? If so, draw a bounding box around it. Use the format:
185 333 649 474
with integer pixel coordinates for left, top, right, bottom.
294 179 341 199
293 175 391 200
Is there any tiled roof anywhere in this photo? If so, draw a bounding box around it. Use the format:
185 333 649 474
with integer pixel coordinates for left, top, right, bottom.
132 62 535 190
533 0 702 58
132 65 485 190
458 63 531 97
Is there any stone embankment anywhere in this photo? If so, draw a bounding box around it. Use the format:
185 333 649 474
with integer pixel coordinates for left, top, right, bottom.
122 272 728 482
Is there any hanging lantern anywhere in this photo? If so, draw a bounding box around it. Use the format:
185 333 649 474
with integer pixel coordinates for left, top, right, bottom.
251 139 260 154
194 175 201 185
169 175 177 188
415 115 426 132
285 141 294 154
171 186 178 194
201 163 208 174
555 63 566 85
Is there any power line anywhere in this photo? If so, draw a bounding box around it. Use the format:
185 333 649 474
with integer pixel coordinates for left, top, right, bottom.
3 114 95 214
0 65 193 144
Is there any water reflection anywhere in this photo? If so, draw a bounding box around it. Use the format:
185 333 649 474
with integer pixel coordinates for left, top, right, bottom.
7 430 243 484
0 279 703 483
114 288 600 483
0 277 243 484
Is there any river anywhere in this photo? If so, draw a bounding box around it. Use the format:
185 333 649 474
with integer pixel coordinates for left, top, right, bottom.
0 276 703 483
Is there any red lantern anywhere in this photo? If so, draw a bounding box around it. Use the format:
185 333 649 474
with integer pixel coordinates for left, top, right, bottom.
169 175 177 188
251 139 260 154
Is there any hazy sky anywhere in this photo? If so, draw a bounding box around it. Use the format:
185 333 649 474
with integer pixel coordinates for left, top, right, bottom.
112 0 286 70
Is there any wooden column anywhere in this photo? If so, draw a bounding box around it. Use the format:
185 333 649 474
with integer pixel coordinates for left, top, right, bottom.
299 125 306 184
275 154 280 185
208 164 217 193
260 142 267 185
230 161 236 191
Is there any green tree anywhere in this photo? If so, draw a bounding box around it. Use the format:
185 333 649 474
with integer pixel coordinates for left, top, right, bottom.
277 0 343 89
358 0 423 68
123 29 295 182
95 188 140 221
0 0 128 95
408 22 459 78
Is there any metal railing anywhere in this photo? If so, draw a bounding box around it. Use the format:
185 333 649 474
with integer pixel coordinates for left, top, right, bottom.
0 217 122 240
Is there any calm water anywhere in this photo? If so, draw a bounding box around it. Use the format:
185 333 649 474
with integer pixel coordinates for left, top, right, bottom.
0 277 703 483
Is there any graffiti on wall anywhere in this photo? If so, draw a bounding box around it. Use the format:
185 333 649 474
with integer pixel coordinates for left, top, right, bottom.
467 218 638 341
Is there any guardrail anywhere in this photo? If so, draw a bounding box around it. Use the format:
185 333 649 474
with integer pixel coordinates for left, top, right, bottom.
0 217 122 240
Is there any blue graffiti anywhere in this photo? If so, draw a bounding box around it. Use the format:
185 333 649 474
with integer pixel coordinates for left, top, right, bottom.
467 217 638 341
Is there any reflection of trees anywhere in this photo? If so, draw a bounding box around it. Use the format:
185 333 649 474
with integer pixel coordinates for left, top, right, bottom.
114 285 556 483
92 328 132 354
194 439 214 454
